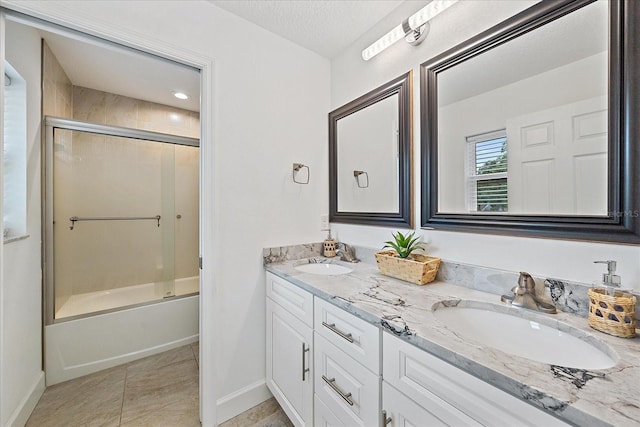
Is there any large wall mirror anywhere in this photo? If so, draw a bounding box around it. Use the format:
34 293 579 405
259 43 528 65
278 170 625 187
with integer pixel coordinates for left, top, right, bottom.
330 72 413 227
421 0 639 243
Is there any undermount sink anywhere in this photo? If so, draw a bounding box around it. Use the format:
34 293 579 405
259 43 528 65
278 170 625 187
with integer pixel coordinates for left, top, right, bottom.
433 302 617 370
294 263 353 276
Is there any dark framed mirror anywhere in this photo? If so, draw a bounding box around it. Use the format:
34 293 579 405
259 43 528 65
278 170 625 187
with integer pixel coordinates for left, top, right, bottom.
330 71 413 227
421 0 639 243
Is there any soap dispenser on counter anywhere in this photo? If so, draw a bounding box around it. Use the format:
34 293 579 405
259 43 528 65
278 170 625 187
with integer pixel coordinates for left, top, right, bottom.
588 260 636 338
322 229 337 258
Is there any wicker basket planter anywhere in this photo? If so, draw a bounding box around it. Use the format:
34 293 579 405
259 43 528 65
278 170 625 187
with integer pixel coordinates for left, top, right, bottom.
375 250 441 285
588 288 636 338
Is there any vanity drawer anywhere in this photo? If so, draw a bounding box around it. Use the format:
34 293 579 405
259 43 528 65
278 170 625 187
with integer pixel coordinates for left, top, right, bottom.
266 272 313 327
382 380 480 427
383 334 570 427
314 332 380 427
314 297 380 374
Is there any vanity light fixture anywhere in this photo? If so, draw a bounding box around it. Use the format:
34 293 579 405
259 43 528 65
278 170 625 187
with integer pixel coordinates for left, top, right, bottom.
362 0 458 61
172 91 189 100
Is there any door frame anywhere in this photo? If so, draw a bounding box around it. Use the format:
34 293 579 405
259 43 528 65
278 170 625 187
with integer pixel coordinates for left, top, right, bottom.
0 4 217 425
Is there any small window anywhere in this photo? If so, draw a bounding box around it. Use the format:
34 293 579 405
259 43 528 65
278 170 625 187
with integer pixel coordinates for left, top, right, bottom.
3 62 27 240
466 130 508 212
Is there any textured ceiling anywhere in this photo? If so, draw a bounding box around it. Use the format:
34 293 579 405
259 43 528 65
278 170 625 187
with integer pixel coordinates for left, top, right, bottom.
210 0 405 58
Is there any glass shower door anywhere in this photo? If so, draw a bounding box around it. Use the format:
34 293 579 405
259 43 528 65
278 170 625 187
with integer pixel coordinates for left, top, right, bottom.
51 128 176 319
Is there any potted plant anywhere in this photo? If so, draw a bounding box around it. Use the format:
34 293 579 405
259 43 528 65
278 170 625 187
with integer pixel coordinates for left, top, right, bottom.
374 231 441 285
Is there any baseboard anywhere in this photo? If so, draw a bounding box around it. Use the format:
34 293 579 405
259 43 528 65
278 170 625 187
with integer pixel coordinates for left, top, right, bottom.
216 380 273 424
5 371 45 427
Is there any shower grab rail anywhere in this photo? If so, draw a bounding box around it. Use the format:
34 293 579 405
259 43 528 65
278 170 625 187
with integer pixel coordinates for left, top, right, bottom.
69 215 161 230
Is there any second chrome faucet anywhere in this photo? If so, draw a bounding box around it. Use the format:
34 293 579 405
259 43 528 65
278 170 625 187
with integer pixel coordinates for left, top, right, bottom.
501 272 557 314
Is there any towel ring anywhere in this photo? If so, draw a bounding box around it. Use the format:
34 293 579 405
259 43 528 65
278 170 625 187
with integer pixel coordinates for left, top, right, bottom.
353 170 369 188
293 163 310 184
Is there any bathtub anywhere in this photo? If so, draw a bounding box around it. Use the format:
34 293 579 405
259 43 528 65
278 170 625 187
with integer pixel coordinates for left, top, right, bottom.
45 277 199 385
55 276 200 319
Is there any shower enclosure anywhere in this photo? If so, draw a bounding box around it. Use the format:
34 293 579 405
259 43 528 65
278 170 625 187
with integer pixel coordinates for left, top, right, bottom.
43 117 200 323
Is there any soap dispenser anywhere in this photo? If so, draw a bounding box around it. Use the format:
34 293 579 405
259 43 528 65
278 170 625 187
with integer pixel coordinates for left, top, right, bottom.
323 229 337 258
593 260 621 296
588 260 636 338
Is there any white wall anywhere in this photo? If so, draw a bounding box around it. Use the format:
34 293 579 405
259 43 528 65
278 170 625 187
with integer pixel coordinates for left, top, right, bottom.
330 0 640 291
0 0 330 425
2 19 45 426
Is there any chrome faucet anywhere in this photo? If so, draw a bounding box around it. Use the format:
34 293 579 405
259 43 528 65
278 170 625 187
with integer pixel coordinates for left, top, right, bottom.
335 243 359 263
501 272 556 314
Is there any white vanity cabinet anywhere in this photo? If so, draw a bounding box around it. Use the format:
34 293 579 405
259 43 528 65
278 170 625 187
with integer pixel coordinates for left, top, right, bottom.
266 271 571 427
266 273 314 426
382 334 570 427
313 297 381 426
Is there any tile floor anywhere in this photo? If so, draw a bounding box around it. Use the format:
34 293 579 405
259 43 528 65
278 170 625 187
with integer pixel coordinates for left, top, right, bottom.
26 342 292 427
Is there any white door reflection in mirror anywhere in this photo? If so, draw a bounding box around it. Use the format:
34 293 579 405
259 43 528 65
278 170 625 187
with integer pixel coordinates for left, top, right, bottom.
506 97 607 215
437 0 608 216
337 94 399 213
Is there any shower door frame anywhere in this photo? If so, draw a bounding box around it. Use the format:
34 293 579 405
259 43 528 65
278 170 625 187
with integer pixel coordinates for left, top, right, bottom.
43 116 200 325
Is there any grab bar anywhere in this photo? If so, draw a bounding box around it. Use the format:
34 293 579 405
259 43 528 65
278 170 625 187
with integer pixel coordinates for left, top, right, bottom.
69 215 161 230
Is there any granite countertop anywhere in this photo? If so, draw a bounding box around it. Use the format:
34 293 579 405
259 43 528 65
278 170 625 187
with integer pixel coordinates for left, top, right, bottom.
265 257 640 427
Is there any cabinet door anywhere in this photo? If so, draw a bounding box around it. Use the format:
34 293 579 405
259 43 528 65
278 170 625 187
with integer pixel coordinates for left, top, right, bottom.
382 381 479 427
266 297 313 427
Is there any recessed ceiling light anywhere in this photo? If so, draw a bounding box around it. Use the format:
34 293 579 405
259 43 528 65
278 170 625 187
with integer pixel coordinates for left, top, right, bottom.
173 91 189 100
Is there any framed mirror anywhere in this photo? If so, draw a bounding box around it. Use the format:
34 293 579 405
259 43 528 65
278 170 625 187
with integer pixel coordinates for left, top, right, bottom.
421 0 639 243
330 71 413 228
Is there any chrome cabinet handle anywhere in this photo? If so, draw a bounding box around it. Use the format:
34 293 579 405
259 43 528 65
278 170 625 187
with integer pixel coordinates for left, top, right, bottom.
322 375 354 406
322 321 354 343
382 410 392 425
301 343 310 381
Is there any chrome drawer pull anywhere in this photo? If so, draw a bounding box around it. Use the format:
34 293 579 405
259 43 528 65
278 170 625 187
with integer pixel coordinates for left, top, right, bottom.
301 343 310 381
322 375 354 406
322 321 354 343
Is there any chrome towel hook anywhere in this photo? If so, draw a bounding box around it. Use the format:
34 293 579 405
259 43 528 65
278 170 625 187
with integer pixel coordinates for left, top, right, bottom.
353 170 369 188
293 163 310 184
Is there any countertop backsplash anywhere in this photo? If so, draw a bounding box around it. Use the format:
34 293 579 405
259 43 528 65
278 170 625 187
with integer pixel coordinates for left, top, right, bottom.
263 242 640 321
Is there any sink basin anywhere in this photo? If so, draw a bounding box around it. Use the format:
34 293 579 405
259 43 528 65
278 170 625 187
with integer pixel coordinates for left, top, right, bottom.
433 302 617 370
294 263 353 276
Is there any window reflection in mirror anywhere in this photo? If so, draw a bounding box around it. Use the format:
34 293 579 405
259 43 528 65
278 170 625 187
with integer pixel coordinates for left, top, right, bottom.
436 0 607 216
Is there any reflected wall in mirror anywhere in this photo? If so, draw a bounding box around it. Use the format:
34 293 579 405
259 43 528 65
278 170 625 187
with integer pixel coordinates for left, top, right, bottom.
421 0 640 243
330 71 413 227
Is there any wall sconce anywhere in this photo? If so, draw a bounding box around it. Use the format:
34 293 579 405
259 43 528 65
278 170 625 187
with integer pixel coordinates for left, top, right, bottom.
362 0 458 61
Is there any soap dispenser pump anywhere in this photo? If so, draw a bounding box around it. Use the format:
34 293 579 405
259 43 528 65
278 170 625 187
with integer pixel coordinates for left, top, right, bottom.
594 260 621 296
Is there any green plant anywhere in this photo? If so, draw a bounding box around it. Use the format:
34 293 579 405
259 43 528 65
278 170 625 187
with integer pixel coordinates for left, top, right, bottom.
383 231 426 259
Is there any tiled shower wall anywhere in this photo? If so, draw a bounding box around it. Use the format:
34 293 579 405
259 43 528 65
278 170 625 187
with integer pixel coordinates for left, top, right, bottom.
43 42 200 310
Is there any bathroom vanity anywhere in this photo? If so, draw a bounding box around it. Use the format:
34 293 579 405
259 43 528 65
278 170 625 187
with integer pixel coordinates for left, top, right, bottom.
264 247 639 427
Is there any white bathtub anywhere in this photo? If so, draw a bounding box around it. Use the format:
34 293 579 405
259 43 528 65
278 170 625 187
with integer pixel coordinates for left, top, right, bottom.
55 276 199 319
45 278 199 385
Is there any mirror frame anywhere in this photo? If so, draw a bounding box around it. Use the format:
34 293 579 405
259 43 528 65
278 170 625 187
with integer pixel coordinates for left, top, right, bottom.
330 71 413 228
420 0 640 243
